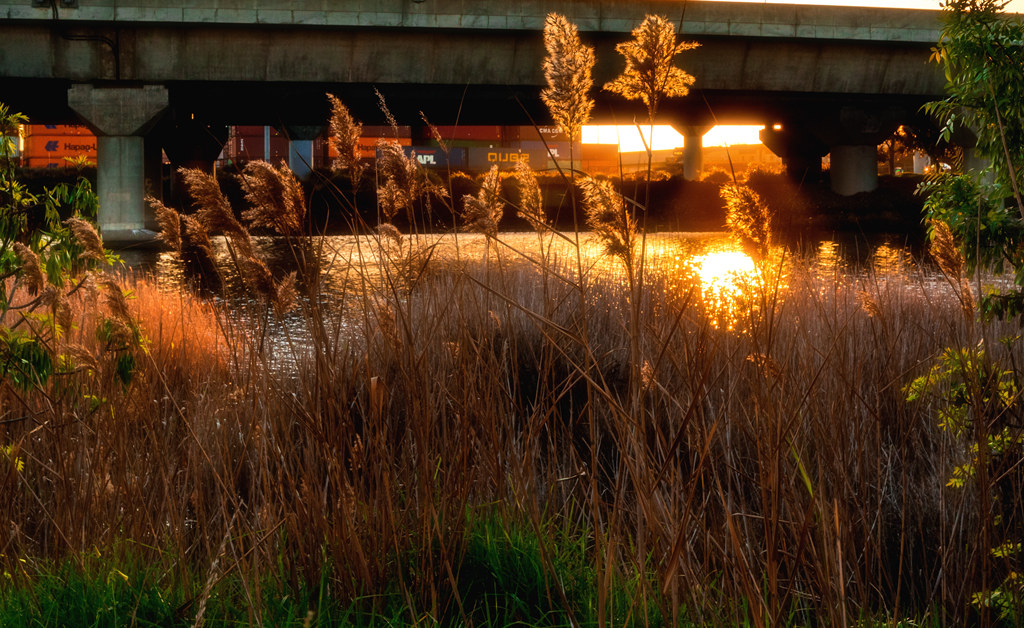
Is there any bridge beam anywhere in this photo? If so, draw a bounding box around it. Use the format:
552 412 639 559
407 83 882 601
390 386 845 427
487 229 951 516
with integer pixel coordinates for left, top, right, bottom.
68 84 169 243
759 124 827 184
157 114 229 204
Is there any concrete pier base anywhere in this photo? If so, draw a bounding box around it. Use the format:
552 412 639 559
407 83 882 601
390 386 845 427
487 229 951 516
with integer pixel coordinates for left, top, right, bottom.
68 84 169 244
159 117 229 204
830 144 878 196
284 125 322 180
760 124 827 184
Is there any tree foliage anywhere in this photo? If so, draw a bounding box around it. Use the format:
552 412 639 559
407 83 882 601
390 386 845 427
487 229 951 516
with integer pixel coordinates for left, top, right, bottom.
922 0 1024 318
0 103 130 393
916 3 1024 619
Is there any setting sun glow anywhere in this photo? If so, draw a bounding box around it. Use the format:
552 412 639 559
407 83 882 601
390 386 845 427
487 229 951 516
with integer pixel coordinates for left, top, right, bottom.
687 249 760 328
582 124 764 152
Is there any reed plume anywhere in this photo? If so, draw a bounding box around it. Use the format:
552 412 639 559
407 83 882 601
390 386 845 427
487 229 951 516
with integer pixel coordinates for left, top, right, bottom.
239 160 307 235
272 271 298 317
374 88 400 135
13 243 43 296
377 177 408 224
462 165 505 239
541 13 595 142
722 183 772 260
376 221 403 245
99 277 133 323
147 197 182 252
604 14 699 121
180 167 255 259
180 168 245 236
420 111 448 152
327 93 365 183
235 254 275 298
375 140 447 229
930 218 975 315
179 214 223 293
512 159 547 233
64 217 105 262
579 177 636 265
376 141 415 204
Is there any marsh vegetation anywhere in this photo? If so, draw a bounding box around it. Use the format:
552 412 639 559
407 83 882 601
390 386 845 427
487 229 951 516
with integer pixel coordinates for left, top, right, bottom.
2 3 1024 626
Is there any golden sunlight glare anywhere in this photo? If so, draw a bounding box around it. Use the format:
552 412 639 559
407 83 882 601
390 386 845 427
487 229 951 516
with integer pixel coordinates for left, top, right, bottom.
690 250 757 293
583 124 764 151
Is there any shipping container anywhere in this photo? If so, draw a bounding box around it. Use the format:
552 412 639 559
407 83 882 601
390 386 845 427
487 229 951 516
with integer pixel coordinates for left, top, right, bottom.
467 147 548 171
355 136 411 160
429 126 503 142
405 146 467 169
22 156 82 169
363 125 411 138
518 140 572 160
505 125 568 143
228 128 290 163
578 144 621 176
29 124 93 137
22 134 98 164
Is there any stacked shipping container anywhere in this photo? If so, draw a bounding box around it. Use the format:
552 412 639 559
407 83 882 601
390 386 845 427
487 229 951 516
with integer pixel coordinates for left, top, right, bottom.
21 124 97 168
15 124 665 177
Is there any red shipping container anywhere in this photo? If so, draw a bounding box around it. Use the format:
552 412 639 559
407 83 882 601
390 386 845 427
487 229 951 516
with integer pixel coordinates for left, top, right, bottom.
362 125 411 138
430 126 502 142
232 134 267 160
509 125 568 143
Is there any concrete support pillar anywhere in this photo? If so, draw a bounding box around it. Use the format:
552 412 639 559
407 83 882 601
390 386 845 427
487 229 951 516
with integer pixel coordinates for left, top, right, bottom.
284 125 322 180
829 145 878 196
144 135 164 209
759 124 827 183
68 84 169 244
158 117 229 204
679 125 711 181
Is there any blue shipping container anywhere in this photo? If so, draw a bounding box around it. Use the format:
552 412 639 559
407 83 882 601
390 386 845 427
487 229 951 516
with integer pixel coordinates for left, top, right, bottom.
406 146 467 169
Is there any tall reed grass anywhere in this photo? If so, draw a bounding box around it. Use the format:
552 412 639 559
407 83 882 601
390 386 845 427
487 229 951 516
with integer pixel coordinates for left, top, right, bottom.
1 11 1016 626
0 229 1013 625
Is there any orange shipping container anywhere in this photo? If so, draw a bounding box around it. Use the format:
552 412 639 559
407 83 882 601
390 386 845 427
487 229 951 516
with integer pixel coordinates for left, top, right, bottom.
27 124 93 137
351 137 410 160
23 135 98 162
23 156 87 169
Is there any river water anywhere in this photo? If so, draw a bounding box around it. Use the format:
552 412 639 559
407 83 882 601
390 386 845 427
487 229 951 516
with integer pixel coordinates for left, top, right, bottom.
114 230 946 351
118 230 925 294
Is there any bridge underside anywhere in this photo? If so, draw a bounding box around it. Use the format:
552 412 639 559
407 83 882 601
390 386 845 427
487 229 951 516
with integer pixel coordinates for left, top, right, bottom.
0 77 932 128
0 11 947 241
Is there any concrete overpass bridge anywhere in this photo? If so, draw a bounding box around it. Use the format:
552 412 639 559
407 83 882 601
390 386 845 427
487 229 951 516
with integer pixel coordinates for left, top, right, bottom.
0 0 948 241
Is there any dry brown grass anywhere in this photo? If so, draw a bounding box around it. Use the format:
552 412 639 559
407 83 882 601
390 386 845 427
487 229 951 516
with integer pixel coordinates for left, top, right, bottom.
1 237 1011 624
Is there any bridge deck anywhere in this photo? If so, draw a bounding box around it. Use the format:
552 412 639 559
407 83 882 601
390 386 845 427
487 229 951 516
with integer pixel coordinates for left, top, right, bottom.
2 1 942 43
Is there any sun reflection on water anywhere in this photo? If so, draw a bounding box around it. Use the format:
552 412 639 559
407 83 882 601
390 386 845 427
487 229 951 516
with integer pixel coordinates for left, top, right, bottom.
683 245 767 330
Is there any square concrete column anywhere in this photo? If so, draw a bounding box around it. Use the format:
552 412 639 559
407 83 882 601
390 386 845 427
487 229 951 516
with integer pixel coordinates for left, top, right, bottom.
678 125 712 181
68 84 169 245
830 145 878 196
284 125 323 180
